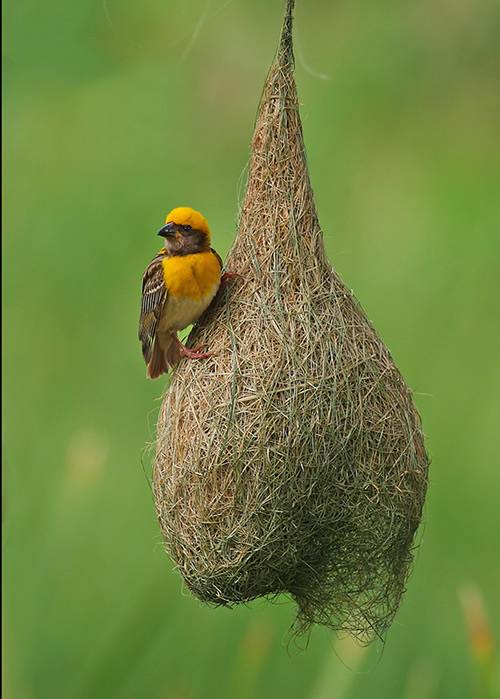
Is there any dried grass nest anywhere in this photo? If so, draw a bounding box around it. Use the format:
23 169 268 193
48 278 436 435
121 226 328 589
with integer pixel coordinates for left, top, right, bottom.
153 0 429 641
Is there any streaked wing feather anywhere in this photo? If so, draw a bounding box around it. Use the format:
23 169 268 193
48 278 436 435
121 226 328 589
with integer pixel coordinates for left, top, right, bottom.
139 254 167 362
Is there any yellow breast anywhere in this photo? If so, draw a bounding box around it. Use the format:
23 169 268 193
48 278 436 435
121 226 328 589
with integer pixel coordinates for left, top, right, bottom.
162 251 221 301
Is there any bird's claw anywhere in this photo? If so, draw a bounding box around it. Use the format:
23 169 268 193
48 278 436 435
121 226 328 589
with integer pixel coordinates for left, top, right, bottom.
179 345 215 360
220 271 239 286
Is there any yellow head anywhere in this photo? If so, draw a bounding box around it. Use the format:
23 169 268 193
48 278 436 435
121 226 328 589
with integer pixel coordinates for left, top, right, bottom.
165 207 210 240
157 207 211 255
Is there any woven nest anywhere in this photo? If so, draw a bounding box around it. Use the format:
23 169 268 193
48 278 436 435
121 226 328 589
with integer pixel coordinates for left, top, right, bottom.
153 0 429 641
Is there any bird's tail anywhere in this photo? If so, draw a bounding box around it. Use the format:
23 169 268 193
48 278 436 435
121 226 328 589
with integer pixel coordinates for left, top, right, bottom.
146 334 181 379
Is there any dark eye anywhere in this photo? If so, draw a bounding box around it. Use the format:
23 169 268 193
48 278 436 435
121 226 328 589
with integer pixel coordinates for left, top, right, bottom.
181 224 192 232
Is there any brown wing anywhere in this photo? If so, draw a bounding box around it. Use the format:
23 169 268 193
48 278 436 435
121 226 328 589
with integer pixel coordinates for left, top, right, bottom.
139 253 167 364
211 247 223 271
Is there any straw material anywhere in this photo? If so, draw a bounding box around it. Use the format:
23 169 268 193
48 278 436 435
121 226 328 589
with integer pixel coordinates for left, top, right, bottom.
153 0 429 641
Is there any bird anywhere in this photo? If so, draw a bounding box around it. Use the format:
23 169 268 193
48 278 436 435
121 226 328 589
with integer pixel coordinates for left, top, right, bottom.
139 206 230 379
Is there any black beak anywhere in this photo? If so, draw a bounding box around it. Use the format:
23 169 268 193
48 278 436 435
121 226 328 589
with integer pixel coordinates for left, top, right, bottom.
157 222 176 238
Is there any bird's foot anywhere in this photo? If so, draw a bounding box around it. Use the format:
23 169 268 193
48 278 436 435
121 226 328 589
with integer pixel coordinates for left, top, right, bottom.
180 345 214 360
189 343 210 353
171 333 214 360
220 271 239 286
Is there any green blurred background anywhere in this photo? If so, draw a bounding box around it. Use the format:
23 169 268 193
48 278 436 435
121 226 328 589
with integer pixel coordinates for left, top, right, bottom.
3 0 499 697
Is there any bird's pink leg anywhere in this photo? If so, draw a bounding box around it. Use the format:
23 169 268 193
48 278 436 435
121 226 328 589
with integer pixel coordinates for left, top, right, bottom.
171 332 213 359
220 271 239 286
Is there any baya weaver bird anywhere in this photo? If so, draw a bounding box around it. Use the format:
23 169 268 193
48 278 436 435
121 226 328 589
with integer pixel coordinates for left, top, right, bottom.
139 207 232 379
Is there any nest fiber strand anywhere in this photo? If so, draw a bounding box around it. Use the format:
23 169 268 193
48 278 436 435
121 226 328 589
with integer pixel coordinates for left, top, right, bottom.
154 0 428 641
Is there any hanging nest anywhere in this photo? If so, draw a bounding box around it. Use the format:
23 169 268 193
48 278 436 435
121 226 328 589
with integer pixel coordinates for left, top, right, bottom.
153 0 429 642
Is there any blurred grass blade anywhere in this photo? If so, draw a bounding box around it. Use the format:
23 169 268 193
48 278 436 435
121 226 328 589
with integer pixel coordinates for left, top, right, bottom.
459 584 498 699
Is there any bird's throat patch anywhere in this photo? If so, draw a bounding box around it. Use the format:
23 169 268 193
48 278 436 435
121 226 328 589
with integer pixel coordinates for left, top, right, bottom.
162 251 221 301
